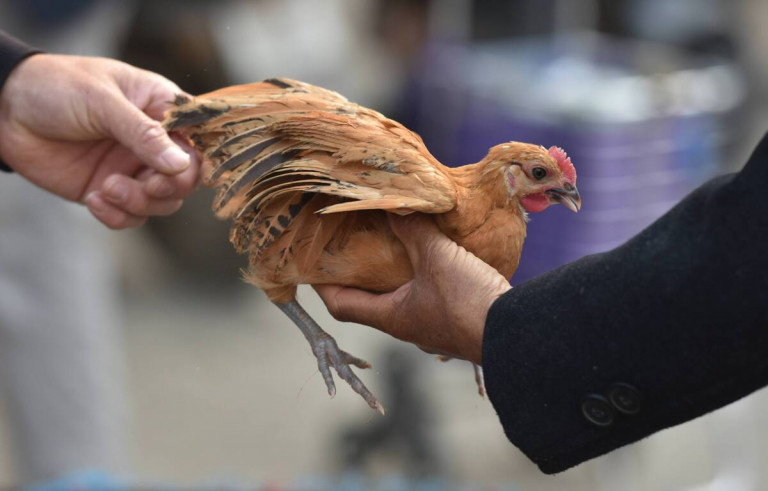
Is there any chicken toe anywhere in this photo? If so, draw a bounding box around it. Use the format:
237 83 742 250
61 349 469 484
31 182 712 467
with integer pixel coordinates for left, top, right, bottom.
437 356 486 397
274 300 385 414
473 363 487 398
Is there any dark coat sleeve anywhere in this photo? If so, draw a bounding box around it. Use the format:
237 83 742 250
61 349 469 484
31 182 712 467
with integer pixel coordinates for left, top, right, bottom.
482 132 768 474
0 31 42 173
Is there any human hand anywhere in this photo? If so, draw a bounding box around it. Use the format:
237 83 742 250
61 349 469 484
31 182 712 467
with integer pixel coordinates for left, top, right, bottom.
314 214 512 365
0 53 200 229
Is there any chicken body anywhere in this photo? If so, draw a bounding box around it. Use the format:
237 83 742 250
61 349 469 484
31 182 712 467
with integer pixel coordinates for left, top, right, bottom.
163 78 581 412
247 169 527 299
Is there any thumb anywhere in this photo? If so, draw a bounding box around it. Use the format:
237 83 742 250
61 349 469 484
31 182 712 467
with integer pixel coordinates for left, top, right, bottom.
387 212 449 270
101 93 191 175
314 284 406 336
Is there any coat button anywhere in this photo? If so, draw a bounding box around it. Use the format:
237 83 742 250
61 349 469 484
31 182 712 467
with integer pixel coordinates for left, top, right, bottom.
581 395 615 427
608 383 643 415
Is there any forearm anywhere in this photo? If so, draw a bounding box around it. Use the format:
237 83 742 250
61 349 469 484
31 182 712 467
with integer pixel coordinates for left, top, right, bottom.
0 31 42 173
483 134 768 474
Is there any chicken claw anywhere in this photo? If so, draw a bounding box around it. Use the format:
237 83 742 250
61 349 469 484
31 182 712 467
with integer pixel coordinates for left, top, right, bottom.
275 300 385 415
438 356 487 398
473 363 487 398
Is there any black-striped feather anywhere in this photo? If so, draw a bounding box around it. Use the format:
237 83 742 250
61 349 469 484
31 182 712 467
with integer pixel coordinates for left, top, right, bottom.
161 77 459 275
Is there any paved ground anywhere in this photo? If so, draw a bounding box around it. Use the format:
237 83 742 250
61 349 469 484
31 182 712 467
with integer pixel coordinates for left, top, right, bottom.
2 229 768 489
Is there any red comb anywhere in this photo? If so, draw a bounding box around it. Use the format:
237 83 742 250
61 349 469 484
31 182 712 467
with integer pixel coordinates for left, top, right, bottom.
548 146 576 183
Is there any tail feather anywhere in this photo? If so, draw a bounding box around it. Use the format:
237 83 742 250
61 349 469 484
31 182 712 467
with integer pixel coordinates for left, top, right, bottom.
209 124 269 159
212 143 303 216
295 203 345 278
239 179 332 221
318 197 425 214
232 191 314 255
163 100 231 130
209 135 281 182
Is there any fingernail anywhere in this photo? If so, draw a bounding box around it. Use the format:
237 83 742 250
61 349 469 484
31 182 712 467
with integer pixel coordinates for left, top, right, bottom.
105 180 128 204
85 192 106 214
160 147 191 173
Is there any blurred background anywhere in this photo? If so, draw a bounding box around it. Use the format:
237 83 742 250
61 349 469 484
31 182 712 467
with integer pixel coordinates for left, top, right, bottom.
0 0 767 489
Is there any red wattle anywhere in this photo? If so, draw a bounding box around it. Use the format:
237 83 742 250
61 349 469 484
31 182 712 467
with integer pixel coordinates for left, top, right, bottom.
521 193 550 213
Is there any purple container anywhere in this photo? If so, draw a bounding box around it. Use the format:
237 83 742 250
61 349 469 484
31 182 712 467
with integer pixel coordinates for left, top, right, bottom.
404 39 726 285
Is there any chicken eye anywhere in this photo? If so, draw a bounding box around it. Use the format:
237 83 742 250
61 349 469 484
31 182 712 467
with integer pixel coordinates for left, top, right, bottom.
532 167 547 180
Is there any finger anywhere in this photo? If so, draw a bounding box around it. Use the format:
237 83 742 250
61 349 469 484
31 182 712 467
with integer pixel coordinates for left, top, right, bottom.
314 284 399 333
133 136 201 199
125 67 187 121
143 148 201 199
422 347 455 357
143 84 186 121
144 174 176 198
101 174 184 216
84 192 147 229
386 213 449 270
99 92 191 175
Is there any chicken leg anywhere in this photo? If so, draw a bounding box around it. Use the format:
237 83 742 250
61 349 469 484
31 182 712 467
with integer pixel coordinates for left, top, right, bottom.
274 300 385 414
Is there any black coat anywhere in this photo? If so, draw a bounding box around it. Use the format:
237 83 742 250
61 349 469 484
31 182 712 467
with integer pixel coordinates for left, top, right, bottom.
483 133 768 474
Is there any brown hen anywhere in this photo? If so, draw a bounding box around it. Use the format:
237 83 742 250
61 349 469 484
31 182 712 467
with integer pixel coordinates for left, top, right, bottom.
163 78 581 413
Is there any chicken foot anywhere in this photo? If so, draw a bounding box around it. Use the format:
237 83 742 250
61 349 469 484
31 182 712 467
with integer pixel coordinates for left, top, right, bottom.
438 356 487 397
274 300 386 415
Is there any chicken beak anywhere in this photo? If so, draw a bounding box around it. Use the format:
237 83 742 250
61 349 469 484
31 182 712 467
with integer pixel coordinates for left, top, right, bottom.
546 184 582 213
